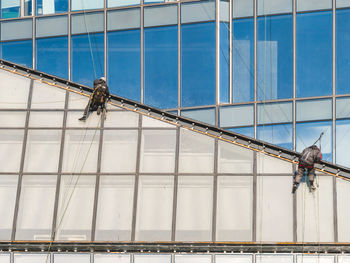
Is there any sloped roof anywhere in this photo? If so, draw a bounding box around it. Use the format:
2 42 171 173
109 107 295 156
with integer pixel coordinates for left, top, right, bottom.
1 59 350 253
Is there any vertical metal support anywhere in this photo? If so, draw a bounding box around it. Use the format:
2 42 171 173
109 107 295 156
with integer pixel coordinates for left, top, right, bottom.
11 79 34 241
51 90 69 240
104 0 107 79
293 0 297 151
229 0 232 104
177 1 181 114
68 0 72 81
32 16 36 70
131 115 142 241
332 0 338 243
293 164 297 242
252 151 257 242
140 0 144 103
20 0 25 17
216 0 220 106
91 112 105 241
171 126 180 241
253 0 257 139
212 139 218 242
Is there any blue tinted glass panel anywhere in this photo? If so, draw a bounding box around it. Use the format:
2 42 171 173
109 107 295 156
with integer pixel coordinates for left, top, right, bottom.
36 0 68 15
228 126 255 138
144 26 178 109
258 124 293 150
107 29 140 102
71 33 104 87
1 0 20 18
233 18 254 102
296 121 332 162
25 0 32 16
144 0 164 3
181 22 216 107
2 40 32 68
296 11 332 98
336 9 350 95
257 14 293 100
220 22 229 103
36 36 68 79
336 119 350 167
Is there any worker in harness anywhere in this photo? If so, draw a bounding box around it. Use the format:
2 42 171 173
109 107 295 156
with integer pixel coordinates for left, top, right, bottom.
79 77 110 122
292 144 322 194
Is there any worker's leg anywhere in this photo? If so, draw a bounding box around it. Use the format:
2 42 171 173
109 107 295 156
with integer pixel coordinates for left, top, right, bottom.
292 166 305 193
308 168 316 190
79 100 91 121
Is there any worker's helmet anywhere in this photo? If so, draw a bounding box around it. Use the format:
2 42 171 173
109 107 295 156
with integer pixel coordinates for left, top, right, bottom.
100 77 106 82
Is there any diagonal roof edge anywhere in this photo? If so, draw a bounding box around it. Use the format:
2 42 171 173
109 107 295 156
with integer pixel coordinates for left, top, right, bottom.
1 58 350 180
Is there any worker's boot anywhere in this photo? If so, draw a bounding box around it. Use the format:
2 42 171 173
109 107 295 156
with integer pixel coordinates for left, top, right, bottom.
292 183 298 194
79 115 87 122
310 182 316 191
97 106 101 115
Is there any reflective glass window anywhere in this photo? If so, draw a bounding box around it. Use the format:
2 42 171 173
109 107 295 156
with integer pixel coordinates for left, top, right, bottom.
94 254 130 263
0 175 18 240
1 20 32 41
181 1 215 23
175 255 212 263
135 176 174 241
216 255 253 263
336 9 350 95
1 40 33 68
144 5 177 27
36 0 67 15
220 0 229 22
336 119 350 167
337 97 350 119
176 177 213 241
296 99 332 122
228 127 255 138
1 0 20 18
62 130 100 173
337 178 350 242
16 175 56 240
54 254 90 263
107 29 141 102
101 130 138 173
258 0 292 15
144 26 178 109
140 130 176 173
72 12 104 35
71 33 104 87
14 254 48 263
216 176 253 241
181 22 216 107
36 16 68 38
296 121 332 162
337 0 350 8
108 0 140 8
107 9 140 31
36 36 68 79
296 11 332 98
220 105 254 127
23 130 62 173
0 112 26 127
95 176 134 241
258 102 292 125
297 0 332 12
179 128 215 173
233 0 253 18
0 70 30 109
296 176 334 242
233 18 254 102
71 0 103 11
181 108 216 126
31 81 66 109
0 130 24 173
218 141 253 173
257 15 293 100
134 255 171 263
220 22 230 103
56 176 95 241
256 255 293 263
258 124 293 150
256 176 293 242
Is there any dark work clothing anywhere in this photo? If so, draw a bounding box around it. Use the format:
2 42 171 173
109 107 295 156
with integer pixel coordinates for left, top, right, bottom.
295 166 315 185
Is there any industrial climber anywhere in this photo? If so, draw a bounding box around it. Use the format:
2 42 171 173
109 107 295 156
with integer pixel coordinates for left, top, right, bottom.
292 145 322 194
79 77 110 121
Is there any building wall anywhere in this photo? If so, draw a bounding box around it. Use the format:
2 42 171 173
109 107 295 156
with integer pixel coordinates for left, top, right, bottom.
1 0 350 167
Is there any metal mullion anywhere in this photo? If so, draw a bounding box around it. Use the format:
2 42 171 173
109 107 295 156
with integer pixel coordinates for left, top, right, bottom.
216 0 220 107
212 138 218 242
68 0 72 81
51 90 69 240
11 79 34 241
253 0 257 139
91 113 105 241
32 15 36 70
293 164 297 242
140 1 144 103
178 1 181 114
131 115 143 241
171 126 180 241
252 151 257 242
104 0 107 79
229 0 232 104
293 0 296 152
